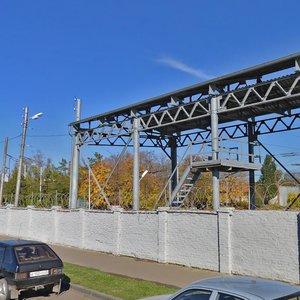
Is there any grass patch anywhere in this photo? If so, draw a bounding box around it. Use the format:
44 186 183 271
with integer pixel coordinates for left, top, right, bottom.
64 262 177 300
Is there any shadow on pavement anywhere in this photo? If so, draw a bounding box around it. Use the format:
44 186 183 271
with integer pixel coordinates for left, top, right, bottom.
19 275 71 300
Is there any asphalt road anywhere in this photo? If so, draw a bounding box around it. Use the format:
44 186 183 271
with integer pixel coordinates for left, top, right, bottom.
19 287 99 300
0 234 220 299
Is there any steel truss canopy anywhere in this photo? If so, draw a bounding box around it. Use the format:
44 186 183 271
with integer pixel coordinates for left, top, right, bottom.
70 53 300 147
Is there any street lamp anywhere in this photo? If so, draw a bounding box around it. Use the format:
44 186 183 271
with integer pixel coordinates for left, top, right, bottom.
139 170 149 182
14 107 43 207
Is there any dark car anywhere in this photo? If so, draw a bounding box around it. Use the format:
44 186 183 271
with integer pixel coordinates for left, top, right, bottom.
0 240 63 299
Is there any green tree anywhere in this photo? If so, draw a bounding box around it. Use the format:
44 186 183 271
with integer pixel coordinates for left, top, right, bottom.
88 152 103 166
2 151 70 207
257 154 281 204
57 158 69 175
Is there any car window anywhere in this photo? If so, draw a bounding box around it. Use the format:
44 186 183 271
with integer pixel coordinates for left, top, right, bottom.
14 244 58 263
0 247 5 264
4 247 14 264
217 293 245 300
172 289 212 300
275 295 300 300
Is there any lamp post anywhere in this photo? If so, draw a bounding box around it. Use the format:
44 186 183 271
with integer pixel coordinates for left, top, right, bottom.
14 107 43 207
0 137 8 206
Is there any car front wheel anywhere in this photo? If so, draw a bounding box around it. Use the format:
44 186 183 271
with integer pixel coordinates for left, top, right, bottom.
0 278 10 300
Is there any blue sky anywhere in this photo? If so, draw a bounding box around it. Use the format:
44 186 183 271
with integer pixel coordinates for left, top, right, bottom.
0 0 300 173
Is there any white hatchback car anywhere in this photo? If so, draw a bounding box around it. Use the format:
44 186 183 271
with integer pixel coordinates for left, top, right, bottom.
141 276 300 300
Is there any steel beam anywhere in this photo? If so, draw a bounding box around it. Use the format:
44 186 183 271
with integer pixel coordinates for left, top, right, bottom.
170 136 178 196
177 112 300 147
74 73 300 147
247 121 256 210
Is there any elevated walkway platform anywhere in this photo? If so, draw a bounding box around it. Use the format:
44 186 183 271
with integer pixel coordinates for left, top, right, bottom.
192 159 261 172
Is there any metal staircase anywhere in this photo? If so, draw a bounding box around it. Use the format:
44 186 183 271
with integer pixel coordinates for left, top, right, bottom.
154 142 206 209
153 138 262 209
170 166 202 207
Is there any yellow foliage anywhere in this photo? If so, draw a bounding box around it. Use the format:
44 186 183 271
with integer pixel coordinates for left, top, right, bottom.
79 162 112 208
106 153 163 209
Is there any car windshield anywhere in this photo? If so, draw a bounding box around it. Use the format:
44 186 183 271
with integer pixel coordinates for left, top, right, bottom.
14 244 58 263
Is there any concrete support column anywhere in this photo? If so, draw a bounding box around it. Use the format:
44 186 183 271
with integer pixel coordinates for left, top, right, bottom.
133 118 140 210
69 99 81 209
248 121 256 210
211 96 220 211
170 136 178 194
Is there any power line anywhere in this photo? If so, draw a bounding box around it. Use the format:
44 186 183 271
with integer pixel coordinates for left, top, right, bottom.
0 134 22 144
27 134 69 137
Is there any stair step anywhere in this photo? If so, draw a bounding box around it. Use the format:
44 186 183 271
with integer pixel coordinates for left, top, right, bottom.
167 164 203 207
177 194 187 198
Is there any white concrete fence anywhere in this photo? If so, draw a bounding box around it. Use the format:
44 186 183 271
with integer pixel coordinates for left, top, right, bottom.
0 207 299 283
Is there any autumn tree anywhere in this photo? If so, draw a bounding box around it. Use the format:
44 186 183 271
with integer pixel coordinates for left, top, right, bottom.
107 152 163 209
220 174 249 208
78 159 112 208
79 151 166 209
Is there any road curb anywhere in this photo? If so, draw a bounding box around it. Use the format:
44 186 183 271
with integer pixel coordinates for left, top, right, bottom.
70 283 121 300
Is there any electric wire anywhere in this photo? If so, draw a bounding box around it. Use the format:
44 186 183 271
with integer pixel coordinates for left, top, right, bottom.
0 134 22 144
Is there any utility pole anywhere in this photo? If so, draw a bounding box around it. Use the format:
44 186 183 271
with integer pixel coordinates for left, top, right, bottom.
69 99 81 209
15 107 29 207
39 166 43 202
0 137 8 206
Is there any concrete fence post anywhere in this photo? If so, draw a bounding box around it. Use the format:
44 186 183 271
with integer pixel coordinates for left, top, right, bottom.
113 208 123 256
80 209 85 249
217 208 234 273
158 207 169 263
6 205 13 236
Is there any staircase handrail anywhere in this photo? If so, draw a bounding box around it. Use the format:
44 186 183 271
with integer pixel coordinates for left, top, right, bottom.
153 141 194 209
153 140 208 209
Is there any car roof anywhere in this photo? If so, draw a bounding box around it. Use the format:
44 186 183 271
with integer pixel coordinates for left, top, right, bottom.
188 276 300 300
0 240 46 247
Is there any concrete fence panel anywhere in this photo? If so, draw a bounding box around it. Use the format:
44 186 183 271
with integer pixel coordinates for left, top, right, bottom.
231 211 299 283
0 207 299 283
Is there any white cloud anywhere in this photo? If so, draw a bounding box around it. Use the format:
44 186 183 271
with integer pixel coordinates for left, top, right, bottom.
156 56 213 80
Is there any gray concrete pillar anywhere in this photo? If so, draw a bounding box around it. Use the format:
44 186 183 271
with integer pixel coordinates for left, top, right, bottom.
69 99 81 209
211 96 220 211
133 118 140 210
